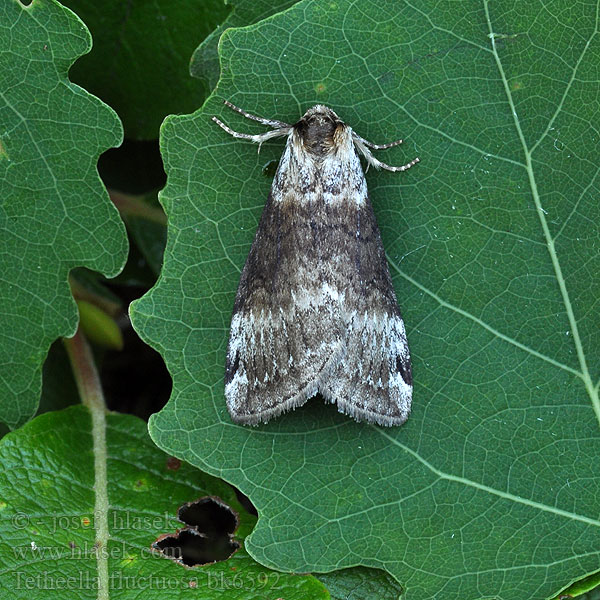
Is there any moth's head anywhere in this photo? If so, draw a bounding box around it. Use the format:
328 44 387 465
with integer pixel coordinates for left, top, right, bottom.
294 105 348 157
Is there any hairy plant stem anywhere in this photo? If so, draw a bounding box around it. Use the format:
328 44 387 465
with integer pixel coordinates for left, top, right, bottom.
63 329 110 600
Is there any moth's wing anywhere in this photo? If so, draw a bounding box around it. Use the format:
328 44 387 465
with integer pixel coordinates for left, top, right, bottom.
321 310 412 426
226 301 344 424
225 126 412 426
320 195 412 427
224 146 344 424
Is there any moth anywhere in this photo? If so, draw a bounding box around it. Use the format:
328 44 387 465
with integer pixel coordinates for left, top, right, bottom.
213 101 419 426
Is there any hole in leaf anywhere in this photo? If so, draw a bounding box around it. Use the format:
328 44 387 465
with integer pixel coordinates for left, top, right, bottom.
178 496 238 536
153 497 240 567
153 528 240 567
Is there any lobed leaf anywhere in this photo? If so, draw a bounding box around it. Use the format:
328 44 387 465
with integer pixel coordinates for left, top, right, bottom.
131 0 600 598
0 0 128 429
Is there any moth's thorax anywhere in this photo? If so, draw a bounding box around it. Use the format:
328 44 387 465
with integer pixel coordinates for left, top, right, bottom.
277 106 365 207
294 105 349 159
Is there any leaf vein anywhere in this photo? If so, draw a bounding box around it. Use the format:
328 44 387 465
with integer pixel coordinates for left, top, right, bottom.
387 256 581 378
484 0 600 426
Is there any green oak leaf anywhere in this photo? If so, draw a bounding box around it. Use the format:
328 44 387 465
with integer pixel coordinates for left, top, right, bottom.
190 0 298 88
65 0 230 139
0 406 328 599
0 0 127 429
131 1 600 598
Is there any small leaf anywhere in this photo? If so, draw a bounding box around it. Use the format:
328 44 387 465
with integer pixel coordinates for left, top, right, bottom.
555 572 600 600
76 300 124 350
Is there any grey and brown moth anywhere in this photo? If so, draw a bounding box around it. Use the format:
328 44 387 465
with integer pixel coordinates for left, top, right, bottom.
213 101 419 426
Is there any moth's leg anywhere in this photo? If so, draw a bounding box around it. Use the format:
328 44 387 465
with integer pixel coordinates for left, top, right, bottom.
222 100 291 129
368 154 420 172
353 132 404 150
352 133 420 172
212 116 291 151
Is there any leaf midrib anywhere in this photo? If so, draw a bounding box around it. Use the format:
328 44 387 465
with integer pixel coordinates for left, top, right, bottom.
483 0 600 426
